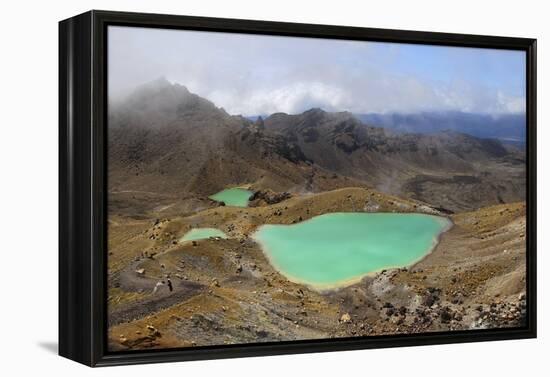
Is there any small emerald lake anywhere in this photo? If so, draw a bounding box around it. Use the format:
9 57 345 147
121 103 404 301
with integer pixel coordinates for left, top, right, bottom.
180 228 228 242
209 188 253 207
252 212 451 289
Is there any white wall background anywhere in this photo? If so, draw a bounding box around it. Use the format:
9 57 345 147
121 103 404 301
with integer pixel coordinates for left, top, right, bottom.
0 0 546 375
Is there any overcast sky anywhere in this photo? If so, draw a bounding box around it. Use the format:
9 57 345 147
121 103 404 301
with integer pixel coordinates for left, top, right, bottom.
108 26 526 116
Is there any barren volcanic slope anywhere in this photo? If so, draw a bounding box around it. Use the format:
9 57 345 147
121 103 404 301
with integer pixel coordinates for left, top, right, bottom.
107 79 526 351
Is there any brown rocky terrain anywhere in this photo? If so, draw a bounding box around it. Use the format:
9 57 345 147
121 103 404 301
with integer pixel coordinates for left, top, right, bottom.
107 79 527 351
108 187 526 350
109 79 525 213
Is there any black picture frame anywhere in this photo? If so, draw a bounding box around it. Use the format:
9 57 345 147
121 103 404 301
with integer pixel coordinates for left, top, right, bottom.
59 10 537 367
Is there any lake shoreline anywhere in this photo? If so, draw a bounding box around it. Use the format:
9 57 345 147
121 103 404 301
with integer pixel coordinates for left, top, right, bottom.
208 187 254 207
108 184 526 350
252 212 453 292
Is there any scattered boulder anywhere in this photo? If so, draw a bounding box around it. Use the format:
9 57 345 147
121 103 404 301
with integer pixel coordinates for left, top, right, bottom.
249 190 292 206
340 313 352 323
146 324 161 337
423 287 441 307
439 307 452 323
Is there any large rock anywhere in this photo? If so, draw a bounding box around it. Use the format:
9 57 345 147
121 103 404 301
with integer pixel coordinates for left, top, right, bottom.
250 190 292 206
340 313 352 323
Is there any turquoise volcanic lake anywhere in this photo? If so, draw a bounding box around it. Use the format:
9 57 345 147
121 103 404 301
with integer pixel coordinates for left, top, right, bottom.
180 228 228 242
209 188 253 207
252 213 451 289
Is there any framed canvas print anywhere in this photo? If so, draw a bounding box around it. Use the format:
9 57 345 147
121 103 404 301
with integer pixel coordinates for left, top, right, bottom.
59 10 536 367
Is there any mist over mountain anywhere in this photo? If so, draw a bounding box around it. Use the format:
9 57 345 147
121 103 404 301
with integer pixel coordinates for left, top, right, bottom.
108 79 526 212
106 27 529 349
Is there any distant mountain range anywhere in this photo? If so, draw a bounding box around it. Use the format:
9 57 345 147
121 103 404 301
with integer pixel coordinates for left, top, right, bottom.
109 79 526 212
355 112 526 146
249 111 526 147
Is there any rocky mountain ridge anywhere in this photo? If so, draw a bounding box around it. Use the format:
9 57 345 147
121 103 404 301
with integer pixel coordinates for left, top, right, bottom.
108 79 525 212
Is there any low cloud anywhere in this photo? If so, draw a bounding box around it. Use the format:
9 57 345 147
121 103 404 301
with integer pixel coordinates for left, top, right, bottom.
109 26 526 116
